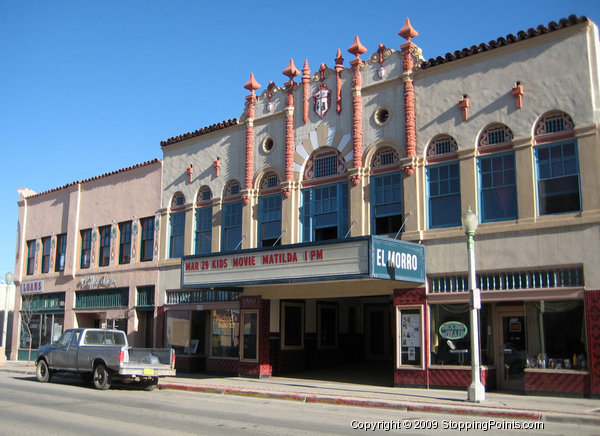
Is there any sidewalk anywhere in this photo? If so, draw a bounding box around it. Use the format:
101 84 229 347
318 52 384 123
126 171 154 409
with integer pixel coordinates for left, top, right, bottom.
2 360 599 425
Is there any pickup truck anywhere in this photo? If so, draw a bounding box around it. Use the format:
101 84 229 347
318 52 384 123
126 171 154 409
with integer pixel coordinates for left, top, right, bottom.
35 328 176 390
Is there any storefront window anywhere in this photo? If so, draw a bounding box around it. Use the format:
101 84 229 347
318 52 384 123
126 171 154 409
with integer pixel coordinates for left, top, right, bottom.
430 303 491 366
211 309 239 358
525 300 586 369
166 310 191 354
397 307 423 367
19 313 64 349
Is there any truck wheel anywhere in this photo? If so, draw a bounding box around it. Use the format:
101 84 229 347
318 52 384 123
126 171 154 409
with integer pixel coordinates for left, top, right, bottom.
93 364 111 390
36 360 52 383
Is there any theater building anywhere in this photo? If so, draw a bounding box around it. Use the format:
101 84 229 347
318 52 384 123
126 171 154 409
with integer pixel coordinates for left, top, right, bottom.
10 159 162 360
156 15 600 397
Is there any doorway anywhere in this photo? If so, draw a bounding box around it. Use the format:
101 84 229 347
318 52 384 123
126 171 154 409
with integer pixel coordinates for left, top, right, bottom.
364 304 392 361
495 306 526 391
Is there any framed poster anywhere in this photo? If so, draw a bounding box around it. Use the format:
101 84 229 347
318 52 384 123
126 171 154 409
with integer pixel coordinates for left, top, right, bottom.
397 306 424 368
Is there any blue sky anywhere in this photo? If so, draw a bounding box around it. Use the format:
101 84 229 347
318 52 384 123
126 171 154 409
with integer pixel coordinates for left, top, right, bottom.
1 1 599 278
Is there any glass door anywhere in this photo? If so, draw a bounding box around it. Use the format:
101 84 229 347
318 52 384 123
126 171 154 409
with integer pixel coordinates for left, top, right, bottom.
496 307 526 390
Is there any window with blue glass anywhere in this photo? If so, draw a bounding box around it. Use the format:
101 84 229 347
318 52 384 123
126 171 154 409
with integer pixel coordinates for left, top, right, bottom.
222 201 242 251
427 162 461 228
259 194 282 247
55 233 66 272
169 211 186 258
478 152 517 222
371 173 403 235
301 183 348 242
195 207 212 254
140 217 154 262
98 225 111 267
26 240 36 275
535 142 581 215
41 237 51 273
119 221 131 264
80 229 92 269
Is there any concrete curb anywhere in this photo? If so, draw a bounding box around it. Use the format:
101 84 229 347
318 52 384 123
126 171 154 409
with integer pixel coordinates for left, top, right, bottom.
158 382 600 425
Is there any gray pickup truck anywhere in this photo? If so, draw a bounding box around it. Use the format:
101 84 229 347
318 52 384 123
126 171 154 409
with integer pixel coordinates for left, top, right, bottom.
35 328 176 390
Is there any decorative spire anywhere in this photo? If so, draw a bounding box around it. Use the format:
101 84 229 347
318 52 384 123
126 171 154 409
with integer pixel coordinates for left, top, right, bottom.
302 60 311 124
244 73 261 93
347 35 367 58
335 49 344 114
282 59 300 80
398 17 419 41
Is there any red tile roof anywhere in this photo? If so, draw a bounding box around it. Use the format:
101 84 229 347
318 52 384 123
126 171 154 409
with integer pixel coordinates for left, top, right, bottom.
160 118 239 147
24 158 162 199
421 15 589 69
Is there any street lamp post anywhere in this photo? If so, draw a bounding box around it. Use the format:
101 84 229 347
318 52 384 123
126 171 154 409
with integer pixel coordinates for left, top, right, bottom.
462 208 485 403
2 272 13 352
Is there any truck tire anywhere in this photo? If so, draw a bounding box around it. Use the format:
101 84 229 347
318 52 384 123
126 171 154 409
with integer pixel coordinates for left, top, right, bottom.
36 360 52 383
93 364 111 390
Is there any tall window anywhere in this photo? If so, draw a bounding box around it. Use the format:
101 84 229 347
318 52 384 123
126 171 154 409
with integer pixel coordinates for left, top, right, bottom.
301 183 348 242
41 237 51 273
195 207 212 254
478 152 518 222
98 226 111 267
55 233 66 272
222 201 242 251
427 162 461 228
140 217 154 262
26 240 36 275
259 194 282 247
119 221 132 264
371 173 403 235
80 229 92 269
169 212 186 258
535 142 581 215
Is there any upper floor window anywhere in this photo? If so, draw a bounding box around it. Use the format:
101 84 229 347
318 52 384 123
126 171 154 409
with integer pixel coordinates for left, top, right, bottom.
80 229 92 269
98 226 111 267
169 211 186 258
259 194 282 247
427 162 461 228
55 233 66 272
314 154 338 178
304 150 345 181
478 152 518 222
534 111 574 142
195 206 212 254
222 201 243 251
140 217 154 262
426 135 458 161
172 192 185 208
41 237 51 273
119 221 132 264
478 124 513 148
371 147 400 170
371 172 403 235
535 142 581 215
301 182 348 242
198 187 212 202
26 240 36 275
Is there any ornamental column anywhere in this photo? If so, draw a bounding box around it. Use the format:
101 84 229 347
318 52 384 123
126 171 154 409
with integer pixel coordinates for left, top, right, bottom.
280 59 301 245
399 18 419 176
243 73 261 205
335 49 344 114
348 36 367 186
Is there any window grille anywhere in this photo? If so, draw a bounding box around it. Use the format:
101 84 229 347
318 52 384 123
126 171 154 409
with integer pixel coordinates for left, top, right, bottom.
314 154 338 178
435 140 452 155
380 151 395 166
266 174 279 188
201 188 211 201
487 128 505 145
429 266 584 293
545 116 564 134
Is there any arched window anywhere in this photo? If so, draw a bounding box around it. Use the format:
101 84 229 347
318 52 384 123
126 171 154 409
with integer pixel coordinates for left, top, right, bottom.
169 192 186 258
195 187 212 255
477 124 517 222
370 147 403 236
533 111 580 215
301 151 348 242
258 172 282 247
425 136 461 228
222 181 243 251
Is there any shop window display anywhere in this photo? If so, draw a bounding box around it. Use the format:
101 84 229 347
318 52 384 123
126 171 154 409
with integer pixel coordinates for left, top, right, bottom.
524 300 587 370
430 304 492 366
211 309 240 358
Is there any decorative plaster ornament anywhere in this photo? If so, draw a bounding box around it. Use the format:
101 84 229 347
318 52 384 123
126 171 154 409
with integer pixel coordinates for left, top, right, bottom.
313 84 331 118
378 66 387 79
266 101 274 112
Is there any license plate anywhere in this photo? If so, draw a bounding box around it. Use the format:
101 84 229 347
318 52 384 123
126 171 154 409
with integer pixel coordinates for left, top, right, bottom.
143 368 154 375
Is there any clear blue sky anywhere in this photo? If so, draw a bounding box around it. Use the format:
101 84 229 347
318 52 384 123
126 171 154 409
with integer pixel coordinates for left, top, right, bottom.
1 1 599 278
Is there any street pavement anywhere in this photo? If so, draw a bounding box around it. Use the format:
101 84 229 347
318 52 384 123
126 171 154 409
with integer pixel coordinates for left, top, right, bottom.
2 360 599 426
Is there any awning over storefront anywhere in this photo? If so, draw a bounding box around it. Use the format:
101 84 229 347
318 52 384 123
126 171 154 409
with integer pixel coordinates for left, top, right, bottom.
181 236 425 288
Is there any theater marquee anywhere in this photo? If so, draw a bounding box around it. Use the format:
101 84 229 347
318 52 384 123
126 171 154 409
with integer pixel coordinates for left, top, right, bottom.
181 236 425 288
